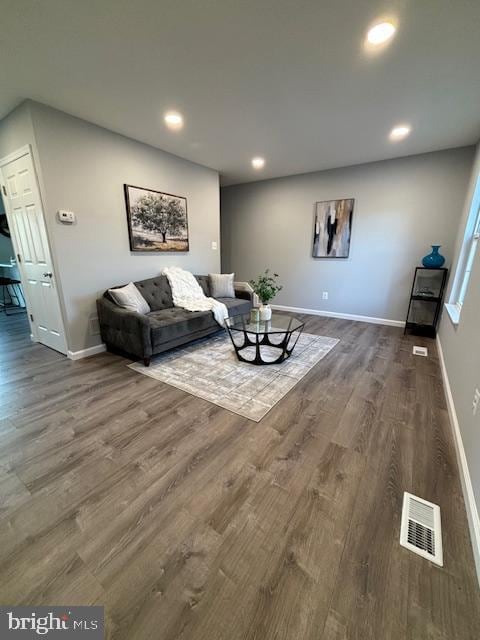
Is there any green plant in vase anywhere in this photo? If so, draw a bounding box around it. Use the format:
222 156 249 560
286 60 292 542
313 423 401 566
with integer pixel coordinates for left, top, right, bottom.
249 269 283 321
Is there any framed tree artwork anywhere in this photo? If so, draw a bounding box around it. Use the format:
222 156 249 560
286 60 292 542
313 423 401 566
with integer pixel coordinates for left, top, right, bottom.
312 198 354 258
124 184 189 252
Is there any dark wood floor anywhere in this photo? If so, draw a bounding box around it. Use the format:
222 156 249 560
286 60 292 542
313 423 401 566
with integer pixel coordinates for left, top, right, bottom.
0 311 479 639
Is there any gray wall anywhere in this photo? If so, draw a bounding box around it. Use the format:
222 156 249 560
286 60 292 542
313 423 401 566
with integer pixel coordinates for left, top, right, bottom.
221 148 474 322
438 143 480 562
0 195 14 263
0 101 36 158
0 235 19 280
26 102 220 353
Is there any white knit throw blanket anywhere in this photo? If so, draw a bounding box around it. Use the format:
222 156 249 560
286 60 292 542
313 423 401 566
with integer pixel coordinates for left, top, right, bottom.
163 267 228 326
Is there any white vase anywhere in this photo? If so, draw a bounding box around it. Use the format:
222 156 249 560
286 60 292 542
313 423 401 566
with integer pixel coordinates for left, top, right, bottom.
259 304 272 321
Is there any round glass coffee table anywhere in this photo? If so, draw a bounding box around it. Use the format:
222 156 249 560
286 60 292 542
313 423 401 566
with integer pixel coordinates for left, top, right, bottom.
225 312 305 365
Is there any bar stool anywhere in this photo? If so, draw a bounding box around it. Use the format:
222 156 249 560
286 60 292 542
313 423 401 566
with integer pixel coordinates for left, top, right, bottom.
0 277 26 315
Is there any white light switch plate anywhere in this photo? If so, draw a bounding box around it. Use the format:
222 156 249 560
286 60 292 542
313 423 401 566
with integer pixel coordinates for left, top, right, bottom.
473 388 480 416
211 241 217 250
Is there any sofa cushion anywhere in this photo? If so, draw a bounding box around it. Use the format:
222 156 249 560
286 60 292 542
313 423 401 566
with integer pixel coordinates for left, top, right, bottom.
134 276 173 311
133 274 212 311
195 275 211 296
216 297 251 317
108 282 151 314
209 273 235 298
148 307 218 347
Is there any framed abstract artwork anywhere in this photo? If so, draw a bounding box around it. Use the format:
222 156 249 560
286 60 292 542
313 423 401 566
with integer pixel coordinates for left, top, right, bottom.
312 198 354 258
124 184 189 252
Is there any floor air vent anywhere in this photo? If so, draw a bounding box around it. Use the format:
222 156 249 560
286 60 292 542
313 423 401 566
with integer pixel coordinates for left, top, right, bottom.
400 492 443 566
412 346 428 357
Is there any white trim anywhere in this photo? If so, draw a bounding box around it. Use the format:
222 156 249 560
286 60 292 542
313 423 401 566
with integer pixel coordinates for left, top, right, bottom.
67 343 106 360
437 336 480 585
0 144 30 167
271 304 405 327
444 302 460 326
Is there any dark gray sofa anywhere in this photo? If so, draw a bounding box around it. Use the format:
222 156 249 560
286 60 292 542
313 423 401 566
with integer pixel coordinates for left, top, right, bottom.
97 275 253 366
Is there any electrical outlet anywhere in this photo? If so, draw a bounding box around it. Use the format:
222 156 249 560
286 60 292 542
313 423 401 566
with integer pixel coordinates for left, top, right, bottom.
473 388 480 416
322 291 328 300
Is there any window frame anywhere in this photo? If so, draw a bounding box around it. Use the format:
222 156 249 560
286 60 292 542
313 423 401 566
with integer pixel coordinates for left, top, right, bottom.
446 175 480 325
456 207 480 310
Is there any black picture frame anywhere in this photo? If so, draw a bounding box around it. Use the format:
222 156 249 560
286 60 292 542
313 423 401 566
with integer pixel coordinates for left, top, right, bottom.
124 184 189 252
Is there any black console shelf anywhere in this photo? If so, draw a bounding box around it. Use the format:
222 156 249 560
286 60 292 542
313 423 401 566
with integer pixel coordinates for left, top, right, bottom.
404 267 448 338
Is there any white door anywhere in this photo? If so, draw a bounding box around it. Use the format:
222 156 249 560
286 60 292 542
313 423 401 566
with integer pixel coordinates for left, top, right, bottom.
0 146 67 354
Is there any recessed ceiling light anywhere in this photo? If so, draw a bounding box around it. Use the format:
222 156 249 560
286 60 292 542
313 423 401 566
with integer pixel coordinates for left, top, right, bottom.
389 124 411 141
164 111 183 129
367 22 396 45
251 157 265 169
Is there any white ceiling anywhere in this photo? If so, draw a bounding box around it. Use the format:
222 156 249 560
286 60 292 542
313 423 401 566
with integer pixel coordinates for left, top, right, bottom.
2 0 480 185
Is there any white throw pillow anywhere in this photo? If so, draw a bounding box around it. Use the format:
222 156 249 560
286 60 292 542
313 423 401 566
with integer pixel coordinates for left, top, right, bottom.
108 282 150 314
209 273 235 298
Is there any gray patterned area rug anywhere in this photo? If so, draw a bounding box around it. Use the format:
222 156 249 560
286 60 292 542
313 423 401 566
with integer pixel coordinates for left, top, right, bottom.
128 332 339 422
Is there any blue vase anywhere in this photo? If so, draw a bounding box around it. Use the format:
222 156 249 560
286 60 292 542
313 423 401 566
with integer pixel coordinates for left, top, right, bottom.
422 245 445 268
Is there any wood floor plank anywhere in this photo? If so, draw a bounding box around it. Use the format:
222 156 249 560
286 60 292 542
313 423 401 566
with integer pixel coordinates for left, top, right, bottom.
322 419 414 640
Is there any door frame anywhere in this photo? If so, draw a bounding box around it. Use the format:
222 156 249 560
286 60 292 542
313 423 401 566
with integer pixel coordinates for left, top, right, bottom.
0 144 68 353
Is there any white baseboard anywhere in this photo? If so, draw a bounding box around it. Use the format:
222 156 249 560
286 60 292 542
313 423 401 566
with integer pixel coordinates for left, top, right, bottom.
437 336 480 585
67 343 106 360
271 304 405 328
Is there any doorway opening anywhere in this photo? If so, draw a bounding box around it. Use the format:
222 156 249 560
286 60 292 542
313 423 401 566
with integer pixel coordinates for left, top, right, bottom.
0 191 27 320
0 145 67 355
0 189 31 369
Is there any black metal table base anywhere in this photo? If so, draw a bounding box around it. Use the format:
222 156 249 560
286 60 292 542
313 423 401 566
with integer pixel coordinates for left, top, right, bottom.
227 326 304 366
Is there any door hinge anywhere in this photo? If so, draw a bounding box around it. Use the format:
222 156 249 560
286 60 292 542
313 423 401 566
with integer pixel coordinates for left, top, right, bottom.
2 185 6 197
17 253 22 263
29 313 34 322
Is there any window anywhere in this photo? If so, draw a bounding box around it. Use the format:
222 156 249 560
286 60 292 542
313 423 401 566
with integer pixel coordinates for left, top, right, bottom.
447 175 480 324
457 204 480 308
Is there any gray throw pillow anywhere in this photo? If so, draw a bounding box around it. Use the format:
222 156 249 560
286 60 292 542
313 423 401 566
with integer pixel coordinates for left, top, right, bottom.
108 282 150 314
209 273 235 298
